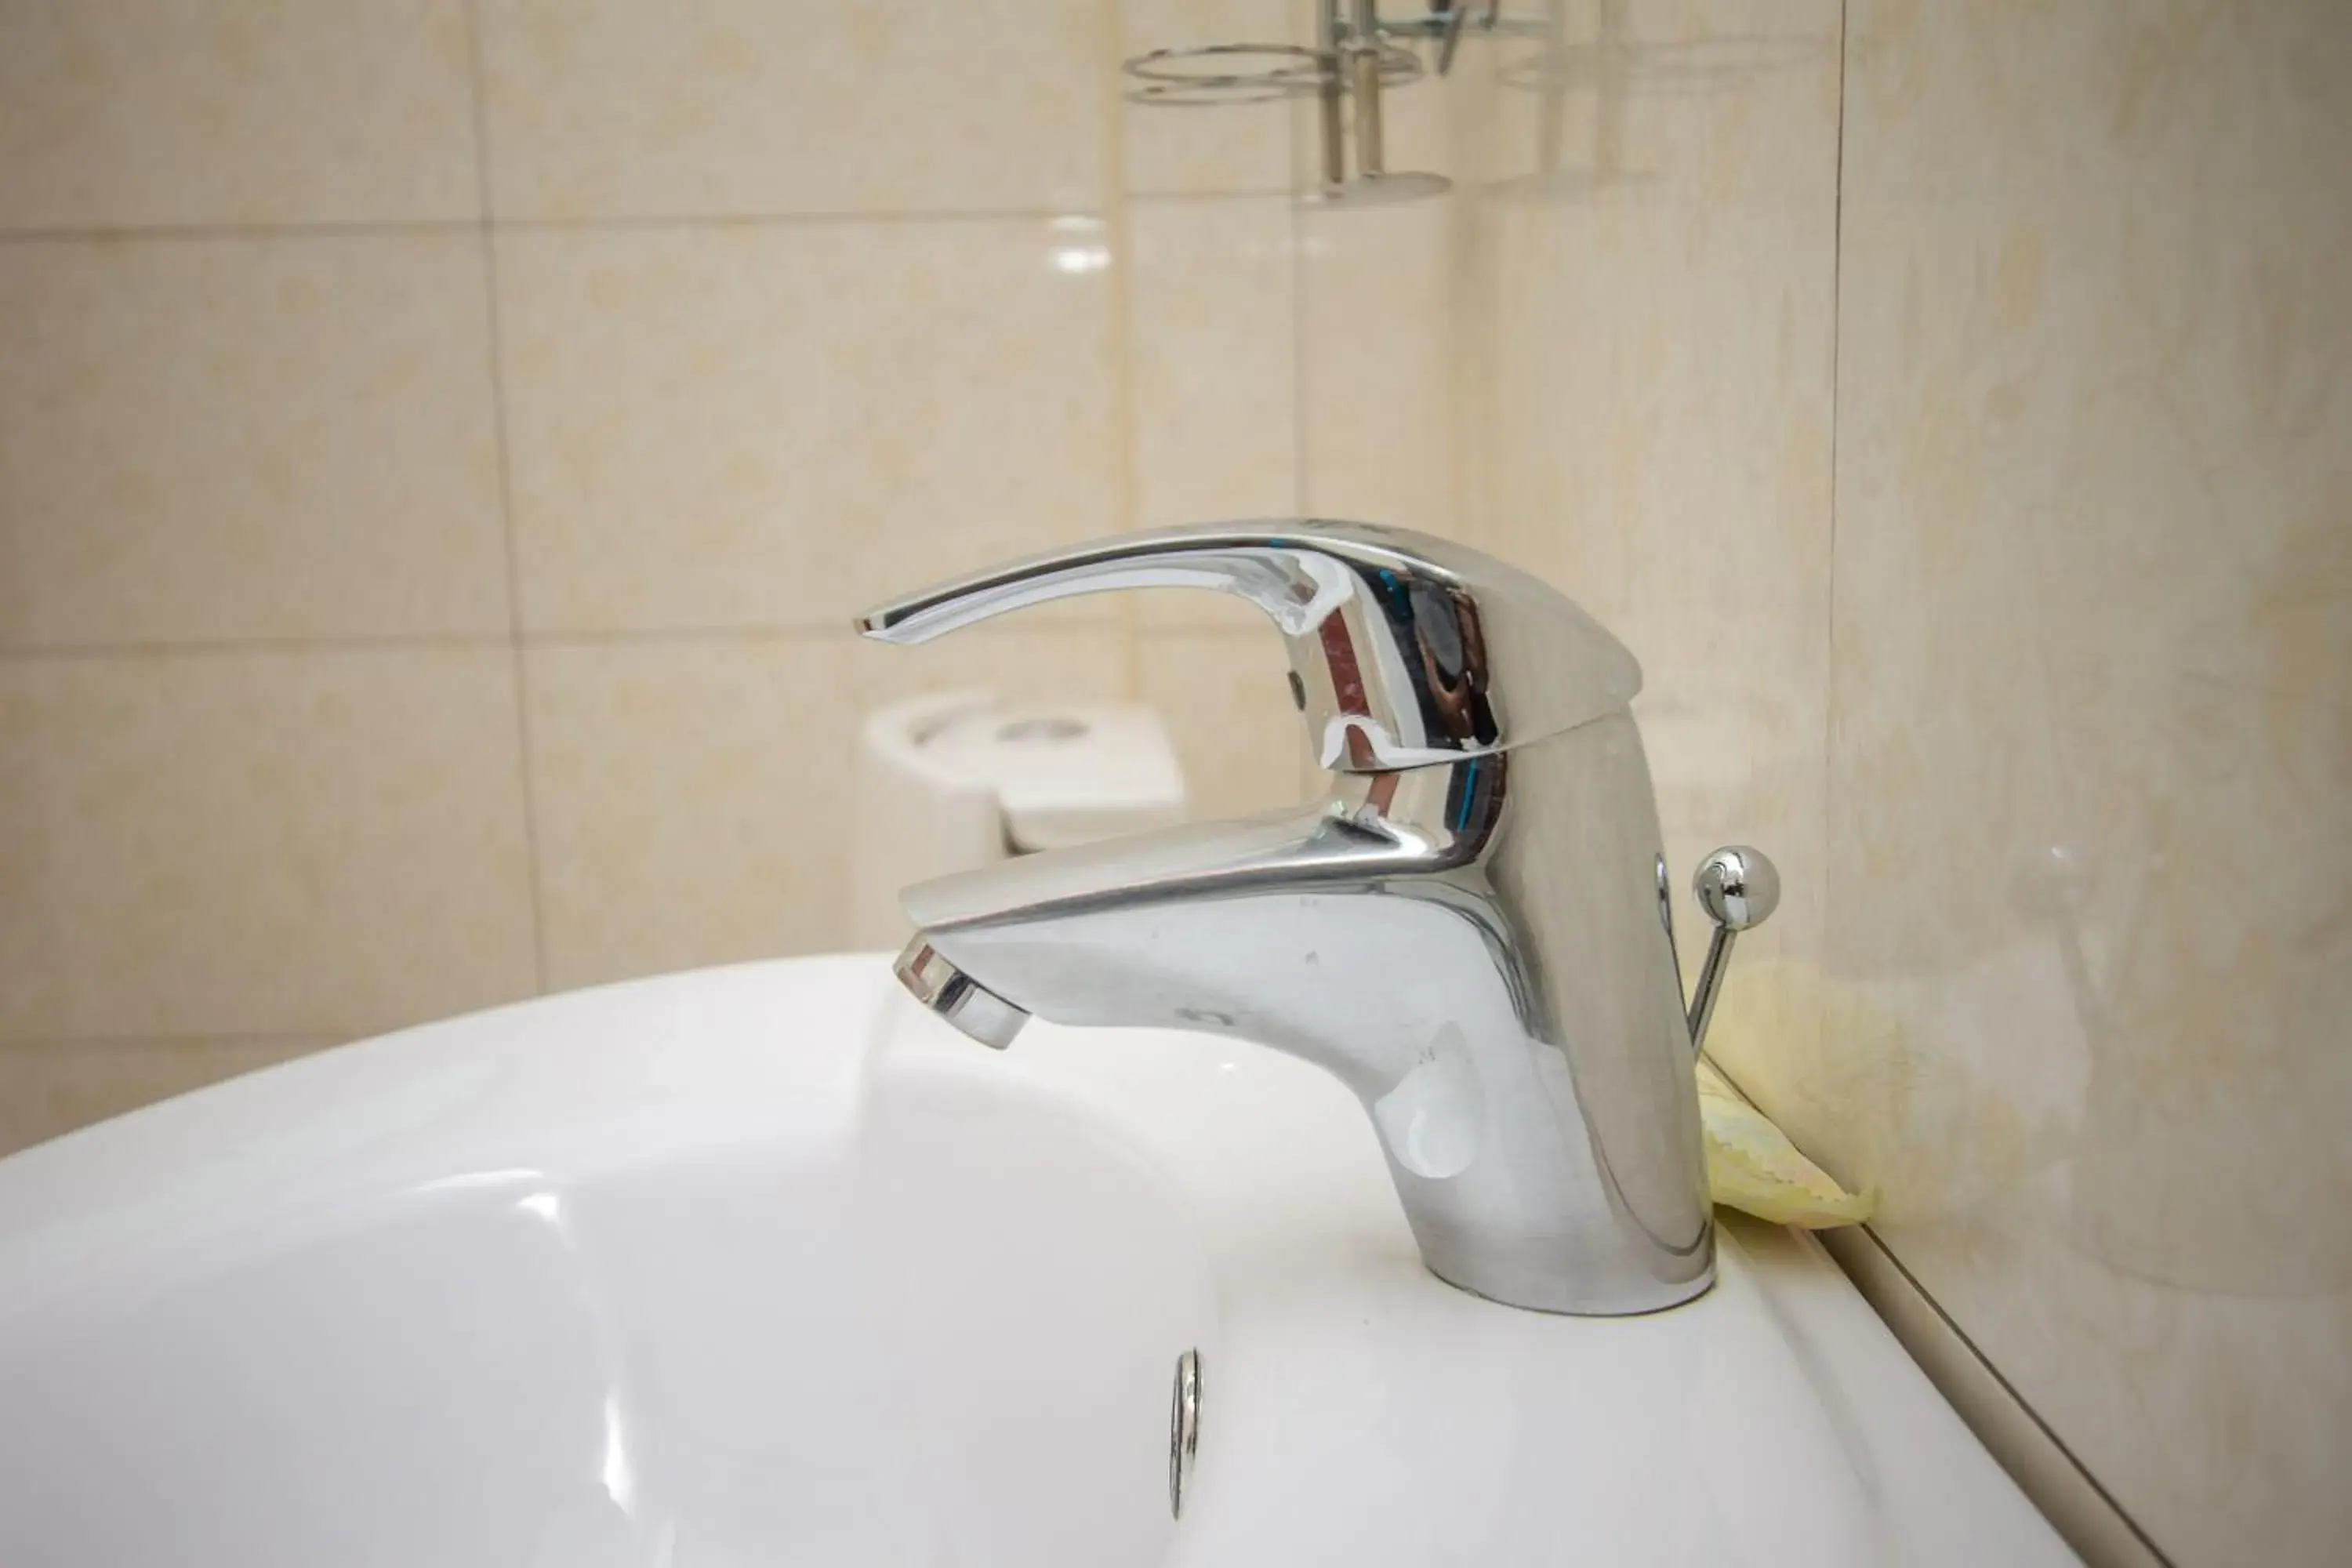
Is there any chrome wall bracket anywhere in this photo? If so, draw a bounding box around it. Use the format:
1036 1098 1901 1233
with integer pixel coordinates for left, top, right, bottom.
1120 2 1512 202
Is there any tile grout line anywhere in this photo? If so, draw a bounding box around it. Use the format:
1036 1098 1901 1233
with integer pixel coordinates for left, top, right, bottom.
0 209 1119 246
1288 56 1318 801
1123 186 1297 205
1823 0 1847 853
0 633 516 660
517 620 1121 646
1288 104 1312 522
1101 8 1145 702
0 219 480 244
1819 0 1846 1029
462 0 550 998
1817 0 1849 1065
497 208 1107 230
0 621 1126 662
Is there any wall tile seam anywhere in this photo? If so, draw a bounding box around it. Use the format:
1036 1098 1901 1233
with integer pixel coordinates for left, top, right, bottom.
0 624 1132 663
0 210 1148 246
0 1035 350 1051
1123 187 1297 204
459 0 550 998
1102 6 1144 706
0 637 517 662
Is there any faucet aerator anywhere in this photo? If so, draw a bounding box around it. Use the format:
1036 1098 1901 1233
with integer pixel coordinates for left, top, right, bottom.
894 937 1029 1050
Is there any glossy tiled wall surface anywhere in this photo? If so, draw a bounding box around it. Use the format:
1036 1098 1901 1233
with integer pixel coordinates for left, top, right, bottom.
1437 2 2350 1563
0 0 1316 1154
1442 0 1843 1073
1822 5 2352 1562
14 6 2339 1557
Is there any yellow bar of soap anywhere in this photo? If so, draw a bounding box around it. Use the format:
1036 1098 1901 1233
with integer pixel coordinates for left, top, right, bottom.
1698 1056 1873 1229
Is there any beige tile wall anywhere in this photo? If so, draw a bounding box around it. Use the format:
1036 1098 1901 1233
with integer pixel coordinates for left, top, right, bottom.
0 0 1327 1156
1438 2 2351 1564
1124 0 1323 793
1456 0 1844 1098
1817 5 2352 1563
9 3 2341 1559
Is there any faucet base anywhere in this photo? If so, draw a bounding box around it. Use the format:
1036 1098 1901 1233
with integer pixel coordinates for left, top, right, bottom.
1417 1225 1715 1316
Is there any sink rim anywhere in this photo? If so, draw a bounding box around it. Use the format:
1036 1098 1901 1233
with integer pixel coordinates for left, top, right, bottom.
0 954 2078 1568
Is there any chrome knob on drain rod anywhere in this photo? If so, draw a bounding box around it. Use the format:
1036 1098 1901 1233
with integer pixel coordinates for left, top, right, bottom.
1685 845 1780 1055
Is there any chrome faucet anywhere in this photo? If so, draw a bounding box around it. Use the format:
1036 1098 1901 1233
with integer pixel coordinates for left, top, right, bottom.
858 522 1729 1316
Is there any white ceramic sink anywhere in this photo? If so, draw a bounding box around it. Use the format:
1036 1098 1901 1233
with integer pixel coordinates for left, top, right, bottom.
0 956 2073 1566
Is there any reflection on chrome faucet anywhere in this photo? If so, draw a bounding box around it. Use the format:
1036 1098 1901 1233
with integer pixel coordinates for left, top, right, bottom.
858 521 1719 1316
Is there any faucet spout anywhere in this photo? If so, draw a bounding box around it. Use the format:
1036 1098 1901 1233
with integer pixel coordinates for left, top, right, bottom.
893 939 1030 1050
889 725 1712 1316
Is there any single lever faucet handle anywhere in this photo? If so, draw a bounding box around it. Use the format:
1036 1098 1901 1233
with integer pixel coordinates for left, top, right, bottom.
855 521 1642 772
1686 845 1780 1055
